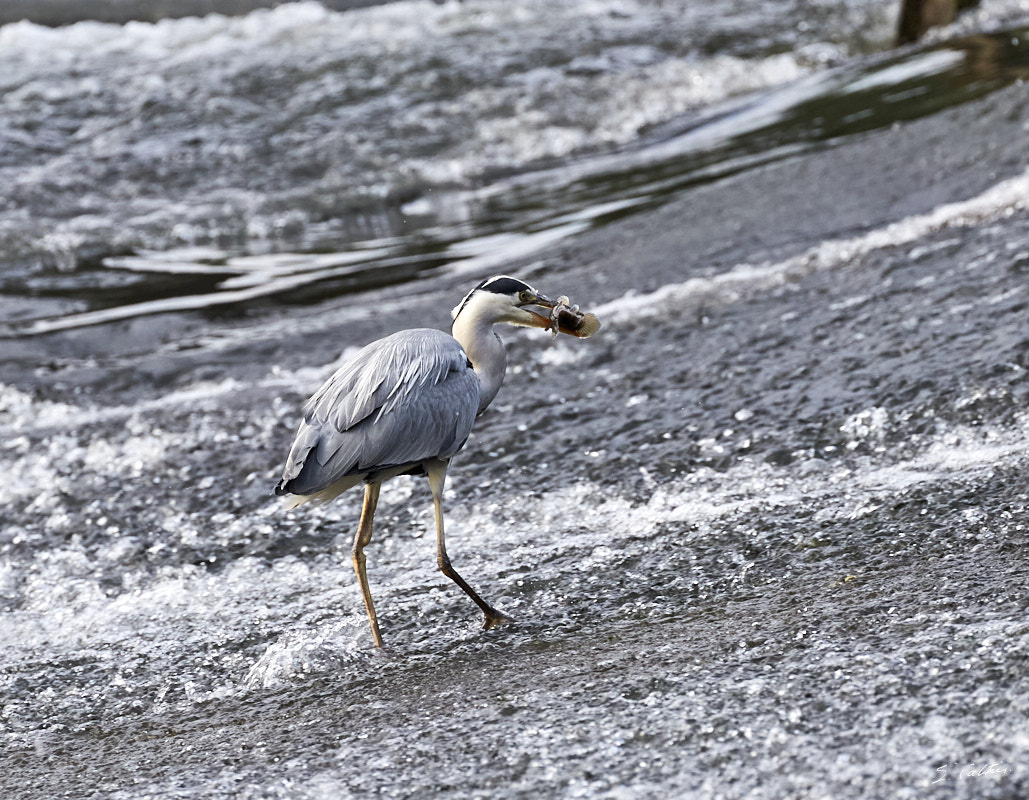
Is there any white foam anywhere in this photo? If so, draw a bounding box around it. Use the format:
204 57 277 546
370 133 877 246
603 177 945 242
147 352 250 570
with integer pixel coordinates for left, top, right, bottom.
411 51 810 185
922 0 1029 41
2 383 1025 717
444 412 1029 577
536 343 586 367
595 167 1029 324
840 49 966 95
0 0 850 286
243 619 370 689
841 407 890 449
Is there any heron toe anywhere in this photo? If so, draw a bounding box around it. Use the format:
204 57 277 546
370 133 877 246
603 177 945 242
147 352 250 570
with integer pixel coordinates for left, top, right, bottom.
482 610 514 630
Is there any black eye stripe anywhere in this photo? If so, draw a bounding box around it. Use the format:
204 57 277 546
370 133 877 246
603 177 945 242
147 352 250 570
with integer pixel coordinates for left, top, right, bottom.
454 275 535 320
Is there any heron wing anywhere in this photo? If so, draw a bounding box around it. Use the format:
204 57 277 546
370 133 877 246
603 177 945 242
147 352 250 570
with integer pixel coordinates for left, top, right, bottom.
276 329 480 497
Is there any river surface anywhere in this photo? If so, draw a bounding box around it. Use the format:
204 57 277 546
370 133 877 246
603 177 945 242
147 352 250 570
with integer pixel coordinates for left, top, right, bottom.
1 1 1029 798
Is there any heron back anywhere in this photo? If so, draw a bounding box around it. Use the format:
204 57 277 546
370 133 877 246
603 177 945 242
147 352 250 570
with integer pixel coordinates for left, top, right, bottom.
276 328 479 501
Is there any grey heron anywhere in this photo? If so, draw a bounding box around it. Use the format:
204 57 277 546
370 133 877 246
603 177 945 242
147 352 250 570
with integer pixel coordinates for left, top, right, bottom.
275 275 599 647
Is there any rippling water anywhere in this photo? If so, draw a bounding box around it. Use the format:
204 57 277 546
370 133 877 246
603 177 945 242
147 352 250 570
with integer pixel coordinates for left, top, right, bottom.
4 1 1029 341
2 1 1029 798
2 0 899 331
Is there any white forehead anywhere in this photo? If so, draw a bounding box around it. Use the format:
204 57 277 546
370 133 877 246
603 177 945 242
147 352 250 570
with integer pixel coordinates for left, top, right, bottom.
452 275 536 319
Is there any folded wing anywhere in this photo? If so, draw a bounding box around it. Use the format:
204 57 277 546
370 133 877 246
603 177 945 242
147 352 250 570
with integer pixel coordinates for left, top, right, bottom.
276 328 480 499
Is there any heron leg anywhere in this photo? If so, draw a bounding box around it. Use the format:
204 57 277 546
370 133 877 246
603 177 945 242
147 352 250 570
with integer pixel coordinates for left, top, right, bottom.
426 460 512 631
352 481 384 648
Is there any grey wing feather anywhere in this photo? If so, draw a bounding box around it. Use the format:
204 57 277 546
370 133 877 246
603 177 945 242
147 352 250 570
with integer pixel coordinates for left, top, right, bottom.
276 329 479 497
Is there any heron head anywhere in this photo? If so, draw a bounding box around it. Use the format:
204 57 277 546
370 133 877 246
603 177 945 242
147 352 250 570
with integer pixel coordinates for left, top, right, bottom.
451 275 561 329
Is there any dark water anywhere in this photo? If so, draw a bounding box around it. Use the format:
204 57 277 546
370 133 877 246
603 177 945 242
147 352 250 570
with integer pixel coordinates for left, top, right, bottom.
4 21 1029 340
2 0 899 337
1 2 1029 798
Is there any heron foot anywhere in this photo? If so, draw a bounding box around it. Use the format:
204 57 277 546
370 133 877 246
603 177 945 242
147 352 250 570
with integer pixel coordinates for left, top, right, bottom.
482 609 514 631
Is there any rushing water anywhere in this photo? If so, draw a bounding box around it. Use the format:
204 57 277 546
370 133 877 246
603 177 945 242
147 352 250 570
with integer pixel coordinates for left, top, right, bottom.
1 0 899 334
3 3 1029 341
2 1 1029 798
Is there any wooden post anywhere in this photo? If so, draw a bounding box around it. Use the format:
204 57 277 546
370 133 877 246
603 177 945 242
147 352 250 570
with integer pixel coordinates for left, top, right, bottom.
897 0 980 45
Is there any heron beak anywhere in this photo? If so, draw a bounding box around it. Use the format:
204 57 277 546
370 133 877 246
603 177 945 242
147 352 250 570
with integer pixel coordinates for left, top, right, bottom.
519 293 559 329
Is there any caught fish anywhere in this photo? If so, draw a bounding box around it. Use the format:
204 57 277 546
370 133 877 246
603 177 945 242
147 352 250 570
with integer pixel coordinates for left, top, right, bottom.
547 295 601 338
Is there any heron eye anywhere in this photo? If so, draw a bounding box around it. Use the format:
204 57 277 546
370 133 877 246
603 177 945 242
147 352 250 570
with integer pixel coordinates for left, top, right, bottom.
519 290 534 303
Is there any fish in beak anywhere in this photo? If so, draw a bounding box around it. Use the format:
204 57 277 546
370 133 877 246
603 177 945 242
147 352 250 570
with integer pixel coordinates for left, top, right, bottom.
518 292 601 338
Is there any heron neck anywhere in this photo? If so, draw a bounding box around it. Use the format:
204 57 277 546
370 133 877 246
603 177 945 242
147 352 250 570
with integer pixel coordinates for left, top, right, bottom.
452 314 507 414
